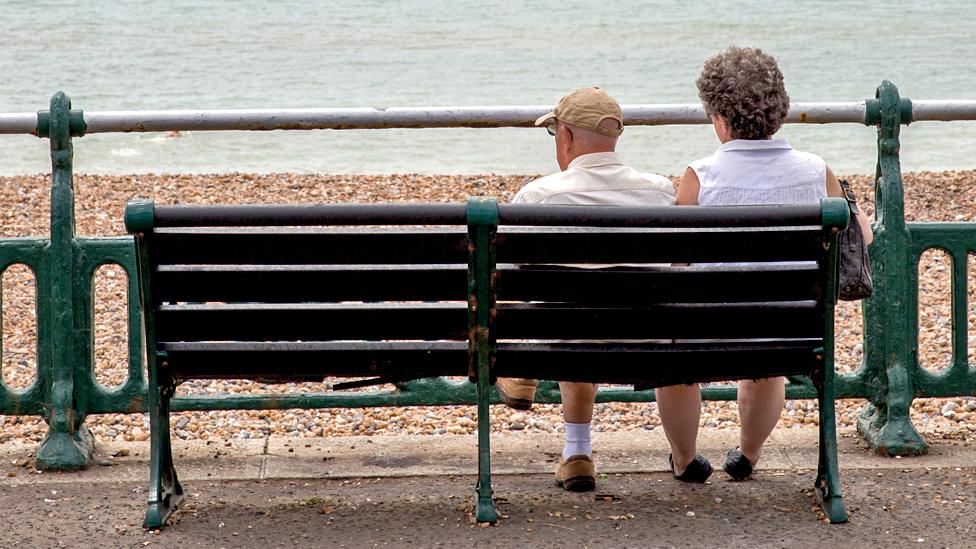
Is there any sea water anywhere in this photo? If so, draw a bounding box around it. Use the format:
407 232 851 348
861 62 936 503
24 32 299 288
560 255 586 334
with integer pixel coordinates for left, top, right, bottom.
1 0 974 176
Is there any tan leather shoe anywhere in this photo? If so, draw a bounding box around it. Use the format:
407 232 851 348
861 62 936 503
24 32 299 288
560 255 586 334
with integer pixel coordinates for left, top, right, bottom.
495 378 538 410
555 455 596 492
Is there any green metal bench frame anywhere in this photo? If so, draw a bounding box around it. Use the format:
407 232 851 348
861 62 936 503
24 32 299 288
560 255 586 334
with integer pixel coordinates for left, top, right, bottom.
126 196 849 528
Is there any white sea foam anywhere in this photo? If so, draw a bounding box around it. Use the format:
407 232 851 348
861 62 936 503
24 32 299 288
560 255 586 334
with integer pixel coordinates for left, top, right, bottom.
110 148 141 158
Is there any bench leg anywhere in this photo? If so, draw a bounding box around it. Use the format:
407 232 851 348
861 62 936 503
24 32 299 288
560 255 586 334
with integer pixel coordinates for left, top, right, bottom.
474 366 498 524
143 377 184 529
814 375 848 524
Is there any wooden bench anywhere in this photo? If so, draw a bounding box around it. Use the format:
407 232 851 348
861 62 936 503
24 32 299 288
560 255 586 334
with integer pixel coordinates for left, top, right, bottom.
125 196 850 528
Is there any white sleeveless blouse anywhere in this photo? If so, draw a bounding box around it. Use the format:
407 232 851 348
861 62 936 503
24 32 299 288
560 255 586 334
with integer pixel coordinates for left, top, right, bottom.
689 138 827 206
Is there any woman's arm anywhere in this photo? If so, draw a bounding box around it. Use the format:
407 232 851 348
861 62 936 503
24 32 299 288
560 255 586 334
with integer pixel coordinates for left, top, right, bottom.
671 168 701 268
676 167 700 206
826 166 873 245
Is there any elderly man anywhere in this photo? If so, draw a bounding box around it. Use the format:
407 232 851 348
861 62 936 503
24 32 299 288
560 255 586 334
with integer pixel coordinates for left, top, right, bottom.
496 87 675 491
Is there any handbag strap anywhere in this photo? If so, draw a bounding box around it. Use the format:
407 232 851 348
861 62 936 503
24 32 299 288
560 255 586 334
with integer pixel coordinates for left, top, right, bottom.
838 179 861 215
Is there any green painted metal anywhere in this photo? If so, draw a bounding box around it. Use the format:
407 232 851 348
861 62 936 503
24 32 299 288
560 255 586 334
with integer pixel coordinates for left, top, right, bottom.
6 83 976 470
130 201 185 528
124 199 155 234
856 81 928 456
35 109 86 138
820 197 851 234
0 239 48 415
907 225 976 396
864 95 913 127
74 237 146 414
467 196 499 524
34 92 94 471
815 213 848 523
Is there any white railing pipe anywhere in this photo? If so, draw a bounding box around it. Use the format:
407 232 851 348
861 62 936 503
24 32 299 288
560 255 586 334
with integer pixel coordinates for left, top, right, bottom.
1 100 975 135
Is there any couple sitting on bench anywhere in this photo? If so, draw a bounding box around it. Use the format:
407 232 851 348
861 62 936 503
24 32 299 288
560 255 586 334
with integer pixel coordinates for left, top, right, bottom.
129 44 856 528
496 46 874 491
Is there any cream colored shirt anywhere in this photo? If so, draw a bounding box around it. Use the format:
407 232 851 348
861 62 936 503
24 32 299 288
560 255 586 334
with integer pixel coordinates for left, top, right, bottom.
509 152 675 344
513 152 675 206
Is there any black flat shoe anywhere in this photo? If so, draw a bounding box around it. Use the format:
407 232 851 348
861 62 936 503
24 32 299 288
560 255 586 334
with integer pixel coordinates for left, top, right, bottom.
669 453 713 483
723 447 754 481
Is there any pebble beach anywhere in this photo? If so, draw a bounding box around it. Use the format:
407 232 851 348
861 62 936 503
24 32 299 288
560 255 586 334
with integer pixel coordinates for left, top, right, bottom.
2 171 976 447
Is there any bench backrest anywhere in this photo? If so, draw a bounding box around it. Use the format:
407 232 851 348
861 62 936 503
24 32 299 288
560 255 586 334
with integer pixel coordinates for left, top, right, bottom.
125 201 477 382
125 198 848 387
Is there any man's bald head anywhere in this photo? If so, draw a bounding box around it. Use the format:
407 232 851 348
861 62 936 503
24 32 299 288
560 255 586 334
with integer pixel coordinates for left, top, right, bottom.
566 118 621 150
551 117 621 170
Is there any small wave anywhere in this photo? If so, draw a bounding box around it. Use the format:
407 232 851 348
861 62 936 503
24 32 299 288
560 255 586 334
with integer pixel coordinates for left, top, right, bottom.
110 147 142 157
148 131 190 143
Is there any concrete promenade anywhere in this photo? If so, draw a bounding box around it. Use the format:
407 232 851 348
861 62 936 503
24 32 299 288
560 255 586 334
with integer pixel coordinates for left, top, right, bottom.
2 428 974 547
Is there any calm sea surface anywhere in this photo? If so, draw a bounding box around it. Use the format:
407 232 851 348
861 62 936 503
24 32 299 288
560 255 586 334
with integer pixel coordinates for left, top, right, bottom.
1 0 975 176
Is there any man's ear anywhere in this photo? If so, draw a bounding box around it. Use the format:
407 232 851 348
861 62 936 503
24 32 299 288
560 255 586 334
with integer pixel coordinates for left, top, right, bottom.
560 126 574 154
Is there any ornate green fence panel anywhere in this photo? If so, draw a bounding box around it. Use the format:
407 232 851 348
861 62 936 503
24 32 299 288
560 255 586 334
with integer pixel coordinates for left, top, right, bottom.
852 81 976 456
2 83 976 469
0 238 48 417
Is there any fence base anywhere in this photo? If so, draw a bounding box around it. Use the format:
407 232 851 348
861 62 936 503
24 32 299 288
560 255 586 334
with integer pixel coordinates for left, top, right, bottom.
35 425 94 471
856 402 927 456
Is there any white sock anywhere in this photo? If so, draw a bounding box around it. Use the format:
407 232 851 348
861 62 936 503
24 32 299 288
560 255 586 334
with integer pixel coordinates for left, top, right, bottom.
562 422 592 460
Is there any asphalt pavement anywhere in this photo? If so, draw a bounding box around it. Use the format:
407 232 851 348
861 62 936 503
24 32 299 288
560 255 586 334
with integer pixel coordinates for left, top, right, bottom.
1 428 974 548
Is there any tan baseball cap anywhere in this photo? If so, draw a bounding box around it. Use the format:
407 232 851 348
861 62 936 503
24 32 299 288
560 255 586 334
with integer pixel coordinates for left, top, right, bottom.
534 87 624 136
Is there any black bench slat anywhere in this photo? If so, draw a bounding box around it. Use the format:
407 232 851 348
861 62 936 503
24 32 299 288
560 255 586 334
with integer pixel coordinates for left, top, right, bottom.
495 263 821 304
492 340 822 386
151 227 827 266
150 202 826 229
152 203 468 227
159 341 469 351
152 230 468 265
157 301 823 341
151 263 820 304
157 341 469 379
495 203 827 227
153 265 467 302
495 228 827 264
495 301 821 339
154 301 819 342
157 303 468 341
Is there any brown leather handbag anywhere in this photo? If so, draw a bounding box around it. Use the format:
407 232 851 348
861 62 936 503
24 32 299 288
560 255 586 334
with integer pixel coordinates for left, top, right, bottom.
837 179 874 301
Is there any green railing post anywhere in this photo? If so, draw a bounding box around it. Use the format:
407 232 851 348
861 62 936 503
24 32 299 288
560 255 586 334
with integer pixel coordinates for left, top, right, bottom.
34 91 94 471
856 81 927 456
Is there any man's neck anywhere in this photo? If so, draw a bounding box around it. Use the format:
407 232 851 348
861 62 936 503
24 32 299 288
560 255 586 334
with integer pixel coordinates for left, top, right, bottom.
565 148 615 166
560 149 617 171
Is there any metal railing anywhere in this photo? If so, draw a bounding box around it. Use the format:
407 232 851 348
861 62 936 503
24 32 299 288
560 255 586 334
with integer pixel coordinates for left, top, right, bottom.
0 81 973 469
3 100 976 135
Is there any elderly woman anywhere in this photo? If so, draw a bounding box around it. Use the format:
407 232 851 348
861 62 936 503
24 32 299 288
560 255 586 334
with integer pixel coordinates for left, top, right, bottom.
659 47 873 483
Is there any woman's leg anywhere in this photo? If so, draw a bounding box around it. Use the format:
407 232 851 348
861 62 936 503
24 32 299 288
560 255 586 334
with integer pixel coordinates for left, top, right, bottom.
655 383 701 474
737 376 786 464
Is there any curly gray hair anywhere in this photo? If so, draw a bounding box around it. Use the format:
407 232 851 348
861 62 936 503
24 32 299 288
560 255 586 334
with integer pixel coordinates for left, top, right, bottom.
696 47 790 140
